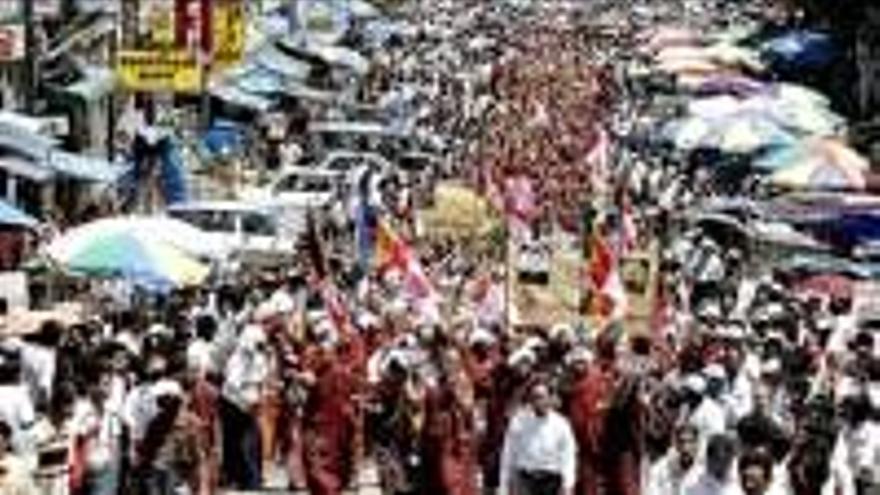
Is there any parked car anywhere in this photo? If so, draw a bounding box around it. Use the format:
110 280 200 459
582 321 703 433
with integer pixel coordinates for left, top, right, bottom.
166 201 293 266
316 150 393 180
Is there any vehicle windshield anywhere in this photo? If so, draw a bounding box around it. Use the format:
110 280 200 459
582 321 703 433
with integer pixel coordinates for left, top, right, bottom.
169 209 236 233
275 174 336 194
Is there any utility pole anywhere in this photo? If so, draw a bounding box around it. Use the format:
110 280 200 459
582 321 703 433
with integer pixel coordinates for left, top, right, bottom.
199 0 213 130
22 0 35 112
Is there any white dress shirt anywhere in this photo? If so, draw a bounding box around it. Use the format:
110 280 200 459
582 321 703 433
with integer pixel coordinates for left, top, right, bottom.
647 451 697 495
222 346 268 412
499 406 577 495
0 384 36 455
690 397 728 452
682 469 744 495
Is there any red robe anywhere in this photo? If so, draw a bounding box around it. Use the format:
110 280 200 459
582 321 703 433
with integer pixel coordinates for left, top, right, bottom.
569 364 643 495
422 377 478 495
302 335 365 495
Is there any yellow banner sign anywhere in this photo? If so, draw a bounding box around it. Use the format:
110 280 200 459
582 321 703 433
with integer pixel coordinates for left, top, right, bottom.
213 0 244 69
116 50 202 93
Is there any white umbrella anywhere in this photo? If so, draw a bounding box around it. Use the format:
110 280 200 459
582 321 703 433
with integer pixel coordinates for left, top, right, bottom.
47 216 225 262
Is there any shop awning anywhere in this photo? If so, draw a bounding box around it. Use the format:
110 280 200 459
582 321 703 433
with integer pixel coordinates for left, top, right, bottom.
210 84 275 112
0 156 53 182
0 199 38 228
255 45 313 80
62 66 116 101
45 150 123 183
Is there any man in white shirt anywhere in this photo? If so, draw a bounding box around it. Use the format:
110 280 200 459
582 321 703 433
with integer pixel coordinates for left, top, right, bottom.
683 434 743 495
220 324 269 490
689 371 729 454
647 423 700 495
499 381 577 495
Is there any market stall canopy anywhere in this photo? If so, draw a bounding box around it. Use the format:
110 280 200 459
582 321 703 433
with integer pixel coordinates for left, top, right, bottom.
279 38 371 75
210 84 275 113
0 156 54 182
60 66 115 102
47 150 123 183
254 45 314 81
0 199 38 228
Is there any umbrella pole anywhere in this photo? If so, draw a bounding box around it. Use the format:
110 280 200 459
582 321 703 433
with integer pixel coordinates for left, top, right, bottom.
505 224 513 337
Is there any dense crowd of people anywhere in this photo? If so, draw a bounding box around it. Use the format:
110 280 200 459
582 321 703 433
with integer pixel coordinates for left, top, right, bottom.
0 0 878 494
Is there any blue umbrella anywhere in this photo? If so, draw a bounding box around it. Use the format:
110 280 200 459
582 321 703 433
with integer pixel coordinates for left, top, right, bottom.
762 30 837 71
201 121 246 158
795 213 880 251
0 199 38 228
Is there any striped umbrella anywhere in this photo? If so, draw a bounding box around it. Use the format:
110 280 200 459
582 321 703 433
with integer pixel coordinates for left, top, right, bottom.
46 217 215 289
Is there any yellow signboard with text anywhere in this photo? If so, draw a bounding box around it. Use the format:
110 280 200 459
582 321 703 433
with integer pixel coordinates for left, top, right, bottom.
116 50 202 93
212 0 245 69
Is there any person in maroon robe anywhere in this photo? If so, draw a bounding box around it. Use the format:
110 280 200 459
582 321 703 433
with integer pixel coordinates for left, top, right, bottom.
299 321 365 495
569 333 646 495
421 348 478 495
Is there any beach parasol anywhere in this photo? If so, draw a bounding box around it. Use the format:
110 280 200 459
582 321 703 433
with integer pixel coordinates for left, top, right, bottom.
754 138 868 172
664 112 796 153
713 114 797 154
46 217 217 289
769 160 866 191
793 273 854 298
761 30 837 72
686 74 766 98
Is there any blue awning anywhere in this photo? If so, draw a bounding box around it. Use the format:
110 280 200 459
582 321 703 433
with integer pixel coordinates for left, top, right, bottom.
0 199 38 228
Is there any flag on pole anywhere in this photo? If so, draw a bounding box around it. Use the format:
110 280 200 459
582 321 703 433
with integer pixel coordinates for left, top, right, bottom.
353 168 380 270
586 220 628 321
619 194 638 256
504 174 537 240
303 208 327 281
374 220 440 321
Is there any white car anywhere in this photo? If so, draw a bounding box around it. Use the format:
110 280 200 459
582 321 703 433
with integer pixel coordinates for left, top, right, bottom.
266 167 344 207
316 150 392 180
166 201 292 266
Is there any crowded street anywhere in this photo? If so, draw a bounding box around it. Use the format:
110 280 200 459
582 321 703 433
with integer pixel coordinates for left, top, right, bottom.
0 0 878 493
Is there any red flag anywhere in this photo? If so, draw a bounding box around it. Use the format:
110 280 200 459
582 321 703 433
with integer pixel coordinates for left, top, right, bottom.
619 194 638 256
587 224 627 320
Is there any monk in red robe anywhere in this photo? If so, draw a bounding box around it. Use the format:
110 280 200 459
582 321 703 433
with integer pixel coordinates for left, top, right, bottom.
299 322 365 495
421 348 478 495
569 334 644 495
